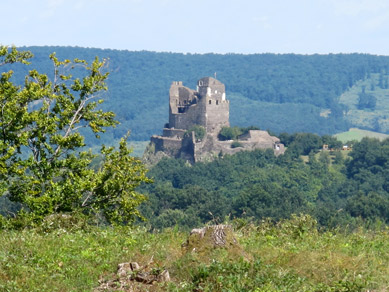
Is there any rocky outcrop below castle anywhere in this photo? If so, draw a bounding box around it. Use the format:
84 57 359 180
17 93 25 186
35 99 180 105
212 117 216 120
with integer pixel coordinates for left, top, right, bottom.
143 129 284 165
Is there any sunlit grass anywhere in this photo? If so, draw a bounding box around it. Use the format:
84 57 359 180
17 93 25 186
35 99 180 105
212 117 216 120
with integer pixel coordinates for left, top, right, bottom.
339 73 389 132
0 216 388 291
334 127 389 143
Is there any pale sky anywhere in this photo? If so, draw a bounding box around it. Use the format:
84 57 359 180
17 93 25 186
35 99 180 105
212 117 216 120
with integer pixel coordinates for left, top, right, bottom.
2 0 389 55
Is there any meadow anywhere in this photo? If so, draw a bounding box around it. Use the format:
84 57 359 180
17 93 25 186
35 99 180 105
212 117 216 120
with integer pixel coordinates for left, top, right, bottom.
334 127 389 143
1 215 388 291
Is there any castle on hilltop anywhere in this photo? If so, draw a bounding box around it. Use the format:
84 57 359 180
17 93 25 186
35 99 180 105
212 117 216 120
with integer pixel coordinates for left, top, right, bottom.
144 77 284 164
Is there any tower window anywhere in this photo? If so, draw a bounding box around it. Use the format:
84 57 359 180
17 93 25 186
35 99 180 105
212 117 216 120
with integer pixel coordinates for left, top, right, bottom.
209 100 212 105
216 100 219 105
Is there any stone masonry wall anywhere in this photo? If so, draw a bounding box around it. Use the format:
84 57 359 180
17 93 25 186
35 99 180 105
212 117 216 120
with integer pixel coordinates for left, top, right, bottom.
170 99 207 130
205 100 229 133
150 136 182 157
162 128 187 139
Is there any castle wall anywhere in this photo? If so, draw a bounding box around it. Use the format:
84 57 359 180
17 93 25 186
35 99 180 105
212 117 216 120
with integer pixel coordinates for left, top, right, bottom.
205 99 229 133
151 135 182 157
162 128 186 139
179 131 196 163
169 100 207 130
169 82 197 116
169 81 182 115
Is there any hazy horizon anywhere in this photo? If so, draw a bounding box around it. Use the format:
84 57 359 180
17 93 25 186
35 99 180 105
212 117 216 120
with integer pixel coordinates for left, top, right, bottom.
2 0 389 56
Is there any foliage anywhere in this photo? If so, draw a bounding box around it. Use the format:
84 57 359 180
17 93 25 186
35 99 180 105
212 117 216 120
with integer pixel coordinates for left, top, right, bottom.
338 73 389 133
1 217 388 291
0 46 150 226
87 136 152 225
218 126 243 141
184 125 205 141
358 92 376 109
279 132 324 155
321 134 343 149
0 226 148 291
0 45 33 65
242 125 260 133
140 136 389 229
218 125 260 141
231 141 243 148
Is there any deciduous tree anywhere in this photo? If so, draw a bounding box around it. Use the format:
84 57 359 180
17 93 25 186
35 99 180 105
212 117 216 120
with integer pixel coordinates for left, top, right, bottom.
0 46 150 225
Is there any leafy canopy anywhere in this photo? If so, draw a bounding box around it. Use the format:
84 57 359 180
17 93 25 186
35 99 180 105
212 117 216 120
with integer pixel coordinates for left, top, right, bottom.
0 45 150 226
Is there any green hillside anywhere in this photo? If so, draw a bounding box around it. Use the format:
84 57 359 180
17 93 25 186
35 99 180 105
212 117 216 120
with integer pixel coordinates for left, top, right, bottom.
339 73 389 132
335 127 389 143
4 47 389 147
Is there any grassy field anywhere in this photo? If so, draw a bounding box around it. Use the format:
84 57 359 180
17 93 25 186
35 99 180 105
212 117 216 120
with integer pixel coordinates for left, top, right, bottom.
334 127 389 143
1 215 388 291
339 73 389 133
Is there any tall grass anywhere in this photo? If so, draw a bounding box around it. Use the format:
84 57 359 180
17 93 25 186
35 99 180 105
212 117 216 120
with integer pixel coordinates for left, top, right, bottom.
0 215 388 291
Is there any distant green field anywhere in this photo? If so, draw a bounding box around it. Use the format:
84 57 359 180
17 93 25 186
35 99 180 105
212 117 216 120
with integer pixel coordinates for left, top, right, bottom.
339 73 389 132
334 127 389 143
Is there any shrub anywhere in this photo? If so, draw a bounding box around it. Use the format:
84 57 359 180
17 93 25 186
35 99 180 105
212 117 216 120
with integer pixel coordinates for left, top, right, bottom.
231 141 243 148
218 127 242 141
184 125 206 141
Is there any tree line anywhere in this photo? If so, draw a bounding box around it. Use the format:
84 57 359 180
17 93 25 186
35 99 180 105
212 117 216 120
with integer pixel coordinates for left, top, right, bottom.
4 46 389 143
140 134 389 230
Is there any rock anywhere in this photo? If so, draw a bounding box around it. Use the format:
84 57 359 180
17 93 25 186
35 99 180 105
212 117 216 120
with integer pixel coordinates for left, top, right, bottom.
117 262 131 278
185 224 237 248
117 261 141 278
130 262 140 271
183 224 250 262
96 260 170 291
133 268 170 285
158 270 170 282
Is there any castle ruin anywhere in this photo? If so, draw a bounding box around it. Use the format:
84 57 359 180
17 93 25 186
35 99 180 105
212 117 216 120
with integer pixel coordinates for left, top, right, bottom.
144 77 284 164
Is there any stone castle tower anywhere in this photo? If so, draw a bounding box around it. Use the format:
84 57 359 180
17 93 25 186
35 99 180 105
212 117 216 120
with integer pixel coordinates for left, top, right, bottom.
168 77 229 133
145 77 284 164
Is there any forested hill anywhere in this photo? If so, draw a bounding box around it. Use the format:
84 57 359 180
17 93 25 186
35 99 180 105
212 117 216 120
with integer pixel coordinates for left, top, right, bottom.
7 46 389 143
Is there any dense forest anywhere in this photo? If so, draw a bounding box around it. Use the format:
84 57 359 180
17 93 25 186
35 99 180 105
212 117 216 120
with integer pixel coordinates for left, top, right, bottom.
5 46 389 145
140 135 389 230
